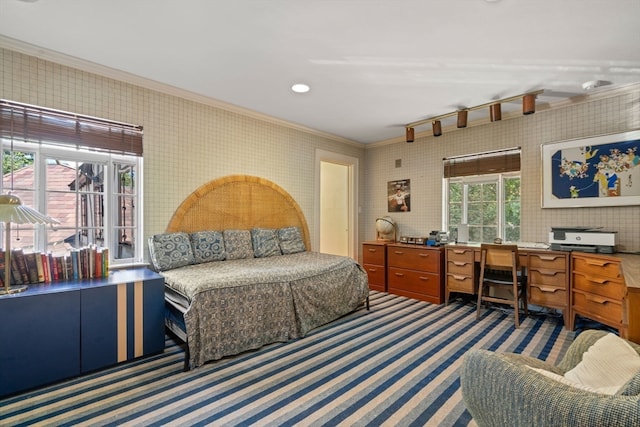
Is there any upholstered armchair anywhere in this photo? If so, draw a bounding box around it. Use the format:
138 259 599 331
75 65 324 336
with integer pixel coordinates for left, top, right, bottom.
460 330 640 427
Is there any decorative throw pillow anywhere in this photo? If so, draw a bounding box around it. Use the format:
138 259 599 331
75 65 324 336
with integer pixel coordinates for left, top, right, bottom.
527 366 601 393
190 230 225 263
223 229 254 260
564 333 640 395
148 232 195 271
251 228 281 258
278 226 306 254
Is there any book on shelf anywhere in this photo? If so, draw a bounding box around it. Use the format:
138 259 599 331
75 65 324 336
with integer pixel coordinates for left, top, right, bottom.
34 253 45 283
24 252 40 284
13 249 30 284
10 252 23 285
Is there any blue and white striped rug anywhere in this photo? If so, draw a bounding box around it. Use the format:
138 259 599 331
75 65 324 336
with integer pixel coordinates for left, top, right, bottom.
1 291 575 426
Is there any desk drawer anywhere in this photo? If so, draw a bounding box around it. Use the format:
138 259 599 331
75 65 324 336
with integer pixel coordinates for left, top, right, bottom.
529 253 567 270
573 290 622 327
572 271 625 300
529 269 567 288
446 247 475 263
446 273 475 294
529 284 567 308
573 255 622 280
363 244 385 265
388 248 440 272
447 259 474 276
388 267 440 297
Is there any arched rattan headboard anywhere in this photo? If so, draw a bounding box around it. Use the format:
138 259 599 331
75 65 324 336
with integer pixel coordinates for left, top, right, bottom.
166 175 311 250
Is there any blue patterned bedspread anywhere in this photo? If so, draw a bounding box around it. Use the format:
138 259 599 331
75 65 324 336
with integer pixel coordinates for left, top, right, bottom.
161 252 370 368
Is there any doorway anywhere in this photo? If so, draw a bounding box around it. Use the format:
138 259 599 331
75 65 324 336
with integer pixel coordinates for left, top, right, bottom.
315 150 358 259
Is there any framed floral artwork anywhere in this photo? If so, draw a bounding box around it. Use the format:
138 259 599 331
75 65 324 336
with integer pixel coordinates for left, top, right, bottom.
541 130 640 208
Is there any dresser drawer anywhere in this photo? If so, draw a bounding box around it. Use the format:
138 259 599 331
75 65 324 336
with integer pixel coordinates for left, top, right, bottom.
529 269 567 288
446 273 475 294
388 247 440 272
573 290 623 327
572 271 625 300
573 255 622 280
363 244 386 265
363 263 385 286
388 267 440 297
529 284 567 308
529 253 567 270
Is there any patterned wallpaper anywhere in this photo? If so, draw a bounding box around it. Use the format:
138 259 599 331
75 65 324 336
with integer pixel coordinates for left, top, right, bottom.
2 47 639 256
364 86 640 253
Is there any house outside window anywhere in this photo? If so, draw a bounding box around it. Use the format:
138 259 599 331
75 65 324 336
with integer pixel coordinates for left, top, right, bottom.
443 149 521 243
0 100 143 267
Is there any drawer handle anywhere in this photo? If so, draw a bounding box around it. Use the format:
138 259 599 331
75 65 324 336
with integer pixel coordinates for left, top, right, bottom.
585 294 608 304
453 261 468 267
419 253 430 258
538 255 561 261
367 248 377 253
453 249 468 254
368 268 378 273
585 260 614 268
452 274 467 281
394 251 404 255
419 276 430 281
394 272 405 277
538 269 559 277
538 286 559 293
587 278 610 285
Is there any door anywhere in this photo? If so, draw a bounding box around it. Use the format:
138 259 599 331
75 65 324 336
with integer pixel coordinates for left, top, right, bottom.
315 150 358 259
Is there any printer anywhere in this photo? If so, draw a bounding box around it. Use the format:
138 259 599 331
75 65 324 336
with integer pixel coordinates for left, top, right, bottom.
549 227 617 253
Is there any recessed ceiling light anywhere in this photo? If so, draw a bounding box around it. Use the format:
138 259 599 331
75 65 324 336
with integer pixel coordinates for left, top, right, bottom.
291 83 310 93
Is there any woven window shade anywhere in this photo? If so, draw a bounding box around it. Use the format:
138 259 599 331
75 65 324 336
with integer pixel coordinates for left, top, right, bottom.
443 148 521 178
0 100 143 156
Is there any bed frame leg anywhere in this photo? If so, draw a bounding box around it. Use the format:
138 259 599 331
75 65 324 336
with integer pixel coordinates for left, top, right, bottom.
183 342 191 372
366 296 370 311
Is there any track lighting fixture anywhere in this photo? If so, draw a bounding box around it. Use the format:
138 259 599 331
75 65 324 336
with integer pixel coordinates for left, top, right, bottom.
522 94 536 115
432 120 442 137
404 89 543 140
406 127 414 143
489 104 502 122
456 110 468 128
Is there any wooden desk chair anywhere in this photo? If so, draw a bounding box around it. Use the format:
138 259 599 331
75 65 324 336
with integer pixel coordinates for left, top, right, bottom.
476 243 528 328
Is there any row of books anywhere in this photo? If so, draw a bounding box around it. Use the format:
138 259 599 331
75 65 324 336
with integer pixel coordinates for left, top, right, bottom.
0 247 109 286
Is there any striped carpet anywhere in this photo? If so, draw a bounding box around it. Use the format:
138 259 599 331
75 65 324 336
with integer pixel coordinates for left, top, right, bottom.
1 291 575 426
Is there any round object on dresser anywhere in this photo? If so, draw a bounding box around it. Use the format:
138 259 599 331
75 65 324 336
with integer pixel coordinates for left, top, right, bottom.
376 216 397 242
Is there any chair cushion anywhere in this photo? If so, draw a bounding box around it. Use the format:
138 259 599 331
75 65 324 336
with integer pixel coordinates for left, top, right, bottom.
563 332 640 395
190 230 225 263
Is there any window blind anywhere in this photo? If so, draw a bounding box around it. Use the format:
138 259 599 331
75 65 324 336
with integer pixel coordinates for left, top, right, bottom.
0 100 143 156
443 148 521 178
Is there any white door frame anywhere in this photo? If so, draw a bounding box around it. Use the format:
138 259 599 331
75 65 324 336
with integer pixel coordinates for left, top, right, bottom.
314 149 359 260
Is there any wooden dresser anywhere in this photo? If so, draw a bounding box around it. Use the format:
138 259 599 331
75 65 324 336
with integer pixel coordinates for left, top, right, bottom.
362 241 387 292
528 251 570 326
570 252 626 335
386 243 444 304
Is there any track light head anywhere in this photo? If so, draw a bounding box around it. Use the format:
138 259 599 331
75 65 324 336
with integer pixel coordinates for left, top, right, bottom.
489 103 502 122
457 110 468 128
406 127 414 143
522 94 536 115
432 120 442 137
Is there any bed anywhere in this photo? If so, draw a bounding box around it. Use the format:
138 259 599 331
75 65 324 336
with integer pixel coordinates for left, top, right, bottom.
149 175 370 369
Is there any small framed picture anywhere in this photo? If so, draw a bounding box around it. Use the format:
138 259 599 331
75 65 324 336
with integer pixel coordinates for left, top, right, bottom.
388 179 410 212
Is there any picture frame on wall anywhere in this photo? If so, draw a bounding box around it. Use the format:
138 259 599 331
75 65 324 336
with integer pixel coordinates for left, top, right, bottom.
541 130 640 208
388 179 410 212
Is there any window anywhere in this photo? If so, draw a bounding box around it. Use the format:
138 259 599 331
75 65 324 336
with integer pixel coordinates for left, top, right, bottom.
0 100 143 267
444 149 521 243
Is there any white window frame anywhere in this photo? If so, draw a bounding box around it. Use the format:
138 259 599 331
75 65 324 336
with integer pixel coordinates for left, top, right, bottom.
2 139 144 267
443 171 520 243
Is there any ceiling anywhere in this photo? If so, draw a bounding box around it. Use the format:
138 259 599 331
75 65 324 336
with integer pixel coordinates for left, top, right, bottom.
1 0 639 145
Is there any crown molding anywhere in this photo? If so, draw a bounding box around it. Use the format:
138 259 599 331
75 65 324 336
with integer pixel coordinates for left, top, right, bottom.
0 35 364 149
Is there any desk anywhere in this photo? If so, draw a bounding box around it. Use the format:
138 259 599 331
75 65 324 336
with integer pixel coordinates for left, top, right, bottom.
445 245 640 341
445 244 570 326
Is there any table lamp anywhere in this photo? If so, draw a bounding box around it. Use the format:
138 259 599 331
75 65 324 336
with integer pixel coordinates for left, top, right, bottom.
0 194 60 295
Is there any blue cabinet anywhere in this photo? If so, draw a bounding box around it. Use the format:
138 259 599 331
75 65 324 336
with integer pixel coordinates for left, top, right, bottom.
0 268 164 397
